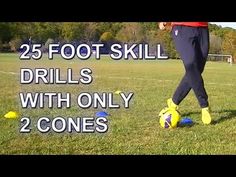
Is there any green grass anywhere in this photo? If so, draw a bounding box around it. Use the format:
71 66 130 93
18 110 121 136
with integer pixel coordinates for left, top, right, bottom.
0 53 236 154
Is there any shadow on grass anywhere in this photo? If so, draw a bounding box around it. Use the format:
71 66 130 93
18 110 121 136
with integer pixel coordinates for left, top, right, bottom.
181 110 236 125
212 109 236 124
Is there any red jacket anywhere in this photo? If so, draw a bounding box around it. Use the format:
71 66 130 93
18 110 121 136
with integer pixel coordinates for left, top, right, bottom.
171 22 208 27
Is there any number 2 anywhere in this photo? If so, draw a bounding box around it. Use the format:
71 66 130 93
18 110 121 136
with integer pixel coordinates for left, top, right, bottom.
20 117 31 133
20 44 30 59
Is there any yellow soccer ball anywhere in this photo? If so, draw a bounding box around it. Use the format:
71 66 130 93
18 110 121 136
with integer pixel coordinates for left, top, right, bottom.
159 108 180 129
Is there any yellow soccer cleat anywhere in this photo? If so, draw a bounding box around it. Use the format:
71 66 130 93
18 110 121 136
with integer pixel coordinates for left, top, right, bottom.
4 111 18 119
201 107 212 125
167 98 178 110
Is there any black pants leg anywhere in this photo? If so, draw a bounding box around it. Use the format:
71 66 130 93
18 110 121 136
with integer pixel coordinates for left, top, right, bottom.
171 25 209 108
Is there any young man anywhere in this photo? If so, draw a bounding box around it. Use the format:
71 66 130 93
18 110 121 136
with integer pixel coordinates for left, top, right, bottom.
159 22 212 124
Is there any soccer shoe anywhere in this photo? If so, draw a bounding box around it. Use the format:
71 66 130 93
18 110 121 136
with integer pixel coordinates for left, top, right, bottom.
201 107 212 125
167 98 178 110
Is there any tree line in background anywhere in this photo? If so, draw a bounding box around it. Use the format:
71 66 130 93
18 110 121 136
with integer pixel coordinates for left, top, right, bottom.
0 22 236 60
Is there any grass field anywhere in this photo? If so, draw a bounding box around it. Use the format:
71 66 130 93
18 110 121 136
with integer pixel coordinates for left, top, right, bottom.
0 53 236 154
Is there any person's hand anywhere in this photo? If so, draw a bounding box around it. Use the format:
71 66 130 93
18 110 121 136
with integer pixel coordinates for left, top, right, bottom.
159 22 167 30
159 22 171 30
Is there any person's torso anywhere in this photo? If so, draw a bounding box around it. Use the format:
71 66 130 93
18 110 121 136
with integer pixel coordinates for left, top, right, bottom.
171 22 208 27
